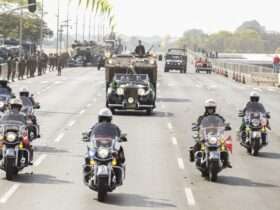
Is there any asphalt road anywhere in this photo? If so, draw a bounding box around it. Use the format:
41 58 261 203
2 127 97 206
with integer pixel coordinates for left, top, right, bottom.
0 61 279 210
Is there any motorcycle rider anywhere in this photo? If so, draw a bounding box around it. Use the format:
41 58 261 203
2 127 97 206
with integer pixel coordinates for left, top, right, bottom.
83 108 126 184
19 87 40 138
190 99 232 168
0 99 33 164
240 91 270 145
134 40 146 57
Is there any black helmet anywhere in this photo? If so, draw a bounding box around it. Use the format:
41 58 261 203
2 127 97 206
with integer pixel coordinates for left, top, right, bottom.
250 91 260 102
204 99 217 115
98 108 113 123
19 87 30 97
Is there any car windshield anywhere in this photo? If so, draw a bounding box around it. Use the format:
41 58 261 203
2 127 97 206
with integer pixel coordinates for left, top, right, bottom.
114 74 148 83
166 55 183 60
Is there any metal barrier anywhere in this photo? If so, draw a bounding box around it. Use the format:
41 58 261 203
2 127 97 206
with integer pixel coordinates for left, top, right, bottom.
188 49 280 86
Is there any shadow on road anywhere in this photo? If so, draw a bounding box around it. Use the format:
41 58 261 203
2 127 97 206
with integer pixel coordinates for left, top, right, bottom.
157 97 191 103
14 173 73 185
34 146 69 154
256 152 280 160
114 111 174 118
103 193 176 208
217 176 279 188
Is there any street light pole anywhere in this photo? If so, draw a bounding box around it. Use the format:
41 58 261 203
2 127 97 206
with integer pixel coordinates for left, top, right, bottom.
56 0 60 56
40 0 44 51
66 0 70 52
19 7 23 57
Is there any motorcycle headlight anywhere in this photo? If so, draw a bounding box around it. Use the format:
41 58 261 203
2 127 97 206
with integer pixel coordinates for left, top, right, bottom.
6 132 17 142
107 87 113 95
108 59 113 64
27 119 33 124
209 137 219 145
116 88 124 95
97 147 110 159
0 101 4 108
137 88 146 96
252 119 260 127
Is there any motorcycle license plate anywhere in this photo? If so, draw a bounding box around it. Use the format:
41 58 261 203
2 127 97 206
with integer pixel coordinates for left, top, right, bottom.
97 165 109 176
209 151 220 160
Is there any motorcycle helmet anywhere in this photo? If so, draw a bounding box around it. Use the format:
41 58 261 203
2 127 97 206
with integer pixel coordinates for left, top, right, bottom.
205 99 217 114
98 108 113 123
9 98 22 111
19 87 30 97
250 91 260 102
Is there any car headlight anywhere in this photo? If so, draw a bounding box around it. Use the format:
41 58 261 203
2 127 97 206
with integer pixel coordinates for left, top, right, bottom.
108 59 113 64
6 132 17 142
251 119 260 127
128 97 134 104
97 147 110 159
116 88 124 95
0 101 4 108
138 88 146 96
209 137 219 145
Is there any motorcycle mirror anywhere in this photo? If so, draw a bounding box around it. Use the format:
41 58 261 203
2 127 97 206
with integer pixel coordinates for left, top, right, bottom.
238 110 244 117
120 133 128 142
225 123 232 131
266 112 271 119
82 132 90 142
34 103 40 109
192 126 199 132
192 133 199 139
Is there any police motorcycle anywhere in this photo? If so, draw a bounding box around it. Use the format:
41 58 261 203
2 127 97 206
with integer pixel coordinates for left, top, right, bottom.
0 117 32 180
238 103 270 156
20 96 40 141
192 116 232 182
82 129 127 202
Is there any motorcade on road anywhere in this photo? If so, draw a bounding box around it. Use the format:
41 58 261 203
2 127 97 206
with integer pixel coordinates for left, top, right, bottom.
164 48 187 73
105 54 157 115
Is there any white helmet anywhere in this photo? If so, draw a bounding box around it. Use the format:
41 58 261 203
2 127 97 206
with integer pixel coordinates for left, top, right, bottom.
205 99 217 108
98 108 113 123
204 99 217 114
250 91 260 102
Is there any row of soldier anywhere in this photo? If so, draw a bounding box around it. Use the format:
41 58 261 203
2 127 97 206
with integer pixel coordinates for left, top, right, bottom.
4 51 70 81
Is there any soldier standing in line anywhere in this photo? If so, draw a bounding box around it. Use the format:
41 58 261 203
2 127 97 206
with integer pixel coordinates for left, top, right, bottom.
7 56 13 81
30 54 36 77
26 55 31 78
18 57 24 80
38 53 42 76
11 56 18 82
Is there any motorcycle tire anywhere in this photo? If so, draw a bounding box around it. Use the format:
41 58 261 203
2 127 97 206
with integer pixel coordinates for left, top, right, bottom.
209 162 218 182
97 178 108 202
6 158 15 181
252 138 260 156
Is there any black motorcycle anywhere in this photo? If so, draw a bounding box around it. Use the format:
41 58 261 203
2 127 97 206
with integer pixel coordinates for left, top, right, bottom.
20 96 40 141
239 109 269 156
82 132 127 202
191 116 232 182
0 121 31 180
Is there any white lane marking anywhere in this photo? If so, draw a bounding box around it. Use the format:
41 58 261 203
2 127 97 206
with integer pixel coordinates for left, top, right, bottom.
79 110 85 115
167 122 173 130
167 83 175 87
157 83 160 87
41 81 49 84
0 184 20 204
34 154 47 167
185 188 196 206
54 81 62 84
177 158 185 169
54 133 65 143
36 91 41 95
86 103 92 108
253 87 263 92
67 120 76 127
195 84 202 88
267 87 276 92
172 137 178 145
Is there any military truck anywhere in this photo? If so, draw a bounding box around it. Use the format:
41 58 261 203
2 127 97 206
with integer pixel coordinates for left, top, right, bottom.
164 48 187 73
105 54 157 115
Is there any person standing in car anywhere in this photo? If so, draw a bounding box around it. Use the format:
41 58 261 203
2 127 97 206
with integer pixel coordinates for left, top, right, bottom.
134 40 146 57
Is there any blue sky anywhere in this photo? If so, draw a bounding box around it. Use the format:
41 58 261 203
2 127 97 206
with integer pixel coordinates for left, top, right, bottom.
44 0 280 37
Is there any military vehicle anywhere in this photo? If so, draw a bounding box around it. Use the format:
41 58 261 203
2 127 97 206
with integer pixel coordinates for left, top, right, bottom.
105 54 157 115
164 48 187 73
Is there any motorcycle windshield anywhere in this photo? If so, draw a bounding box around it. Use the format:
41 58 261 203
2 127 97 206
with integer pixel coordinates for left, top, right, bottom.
91 123 120 139
0 114 26 124
0 94 9 102
245 102 266 113
0 88 11 96
92 137 113 148
200 116 225 139
20 97 33 114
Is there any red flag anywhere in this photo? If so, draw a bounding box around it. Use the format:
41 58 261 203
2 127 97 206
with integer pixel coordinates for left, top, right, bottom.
225 136 233 154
